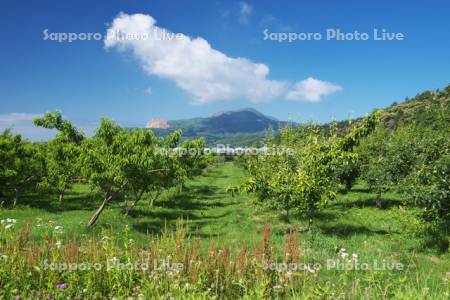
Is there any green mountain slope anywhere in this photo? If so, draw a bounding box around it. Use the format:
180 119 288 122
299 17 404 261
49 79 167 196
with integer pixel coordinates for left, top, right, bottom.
150 108 288 146
146 84 449 146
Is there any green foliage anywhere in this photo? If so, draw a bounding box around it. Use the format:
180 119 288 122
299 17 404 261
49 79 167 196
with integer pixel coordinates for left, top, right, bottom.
400 127 450 251
34 112 84 201
38 138 80 201
357 103 449 248
357 126 392 205
80 118 126 200
78 119 209 225
243 112 379 226
0 129 43 206
33 111 84 144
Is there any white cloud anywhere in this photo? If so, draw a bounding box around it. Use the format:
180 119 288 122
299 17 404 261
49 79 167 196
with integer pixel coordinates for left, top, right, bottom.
0 113 98 141
238 2 253 24
105 13 286 104
286 77 343 102
105 13 342 104
0 113 56 141
0 113 40 122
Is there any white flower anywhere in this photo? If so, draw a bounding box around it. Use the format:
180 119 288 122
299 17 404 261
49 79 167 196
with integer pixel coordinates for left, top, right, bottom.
54 225 63 234
56 240 63 249
1 218 17 229
352 253 358 259
273 285 282 290
4 223 14 230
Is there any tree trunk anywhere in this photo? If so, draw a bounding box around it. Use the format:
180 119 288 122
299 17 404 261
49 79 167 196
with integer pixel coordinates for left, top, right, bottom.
88 194 113 226
124 191 144 216
13 188 20 207
149 191 160 207
376 191 382 208
307 203 315 231
124 199 137 216
59 190 65 202
285 198 290 223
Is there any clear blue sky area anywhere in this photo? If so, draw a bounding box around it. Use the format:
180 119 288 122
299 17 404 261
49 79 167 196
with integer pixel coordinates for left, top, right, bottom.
1 0 449 139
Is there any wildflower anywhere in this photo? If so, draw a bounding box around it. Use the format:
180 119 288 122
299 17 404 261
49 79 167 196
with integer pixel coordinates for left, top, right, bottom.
56 283 67 289
15 296 22 300
2 218 17 229
352 253 358 259
56 240 63 249
54 225 63 234
338 248 349 260
36 291 43 298
4 223 14 230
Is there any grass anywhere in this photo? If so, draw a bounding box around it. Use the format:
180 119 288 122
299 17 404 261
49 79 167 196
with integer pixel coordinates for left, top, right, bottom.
0 161 449 299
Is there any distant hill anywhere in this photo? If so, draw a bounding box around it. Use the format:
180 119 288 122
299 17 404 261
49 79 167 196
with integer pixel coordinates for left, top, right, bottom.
329 84 450 133
380 86 450 130
144 84 450 146
148 108 290 146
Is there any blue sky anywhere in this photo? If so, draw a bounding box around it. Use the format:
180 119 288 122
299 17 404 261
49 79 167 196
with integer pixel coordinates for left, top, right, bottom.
1 0 449 139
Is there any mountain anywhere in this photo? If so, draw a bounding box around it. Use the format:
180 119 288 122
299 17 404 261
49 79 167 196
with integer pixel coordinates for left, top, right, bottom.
147 108 289 146
146 84 450 146
379 86 450 130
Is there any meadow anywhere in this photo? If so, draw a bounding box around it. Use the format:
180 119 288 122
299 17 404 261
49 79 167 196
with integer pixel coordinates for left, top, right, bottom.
1 161 448 299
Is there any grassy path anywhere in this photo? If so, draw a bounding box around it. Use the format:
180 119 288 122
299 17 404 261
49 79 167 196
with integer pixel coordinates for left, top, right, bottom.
0 162 261 245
